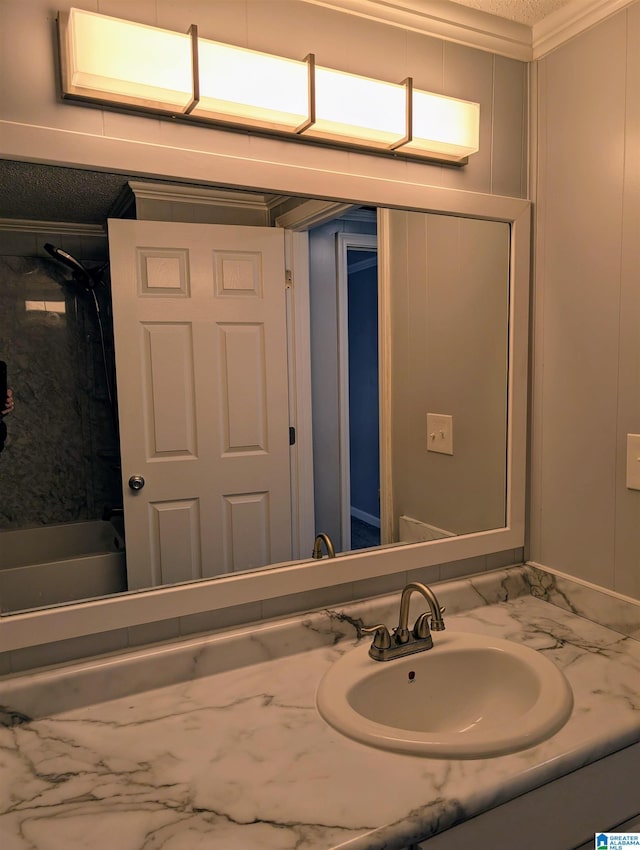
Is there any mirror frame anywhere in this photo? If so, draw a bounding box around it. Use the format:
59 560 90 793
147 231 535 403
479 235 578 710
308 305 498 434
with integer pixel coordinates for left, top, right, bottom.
0 133 530 652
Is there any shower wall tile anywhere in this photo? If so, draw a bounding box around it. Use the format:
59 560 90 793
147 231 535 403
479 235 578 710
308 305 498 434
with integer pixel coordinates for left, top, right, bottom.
0 255 121 529
0 232 39 256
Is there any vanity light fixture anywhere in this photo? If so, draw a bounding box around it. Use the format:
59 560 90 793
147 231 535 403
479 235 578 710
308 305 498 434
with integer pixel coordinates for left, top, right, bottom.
57 7 480 165
192 38 313 133
58 8 197 113
307 66 407 149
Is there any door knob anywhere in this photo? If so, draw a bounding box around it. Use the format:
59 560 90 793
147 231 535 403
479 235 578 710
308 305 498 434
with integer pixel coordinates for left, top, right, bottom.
128 475 145 491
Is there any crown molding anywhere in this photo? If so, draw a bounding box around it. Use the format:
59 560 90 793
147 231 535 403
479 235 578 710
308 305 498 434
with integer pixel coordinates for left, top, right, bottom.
0 218 106 236
340 208 377 222
112 181 290 225
301 0 633 63
300 0 532 60
125 181 283 211
275 199 356 230
532 0 636 59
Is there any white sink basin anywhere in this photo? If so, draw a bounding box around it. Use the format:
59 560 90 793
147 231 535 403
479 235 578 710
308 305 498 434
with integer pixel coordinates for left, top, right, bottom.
316 631 573 758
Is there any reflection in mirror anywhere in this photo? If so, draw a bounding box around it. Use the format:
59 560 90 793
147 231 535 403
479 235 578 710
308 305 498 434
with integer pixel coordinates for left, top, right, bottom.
383 210 509 544
0 182 511 615
0 247 124 613
309 213 379 553
311 209 510 554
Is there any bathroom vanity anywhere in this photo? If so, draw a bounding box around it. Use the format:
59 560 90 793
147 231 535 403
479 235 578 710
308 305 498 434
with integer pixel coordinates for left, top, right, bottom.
1 566 639 850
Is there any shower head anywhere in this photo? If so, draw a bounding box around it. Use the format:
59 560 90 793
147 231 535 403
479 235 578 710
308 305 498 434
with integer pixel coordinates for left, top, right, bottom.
44 243 115 414
44 243 97 289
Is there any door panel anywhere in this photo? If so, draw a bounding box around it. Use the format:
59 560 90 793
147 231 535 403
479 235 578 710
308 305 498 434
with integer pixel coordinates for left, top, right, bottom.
222 492 271 573
219 323 268 452
109 219 292 590
143 322 197 457
149 498 201 585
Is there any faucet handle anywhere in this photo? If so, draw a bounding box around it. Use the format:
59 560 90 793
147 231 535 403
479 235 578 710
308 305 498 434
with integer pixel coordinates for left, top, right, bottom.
413 612 431 639
412 606 446 638
361 624 392 650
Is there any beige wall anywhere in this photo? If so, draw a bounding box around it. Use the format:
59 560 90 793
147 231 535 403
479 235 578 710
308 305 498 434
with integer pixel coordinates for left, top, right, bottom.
530 2 640 597
388 210 510 538
0 1 527 201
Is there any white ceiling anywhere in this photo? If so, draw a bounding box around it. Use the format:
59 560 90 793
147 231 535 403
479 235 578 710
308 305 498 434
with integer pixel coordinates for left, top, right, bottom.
446 0 575 26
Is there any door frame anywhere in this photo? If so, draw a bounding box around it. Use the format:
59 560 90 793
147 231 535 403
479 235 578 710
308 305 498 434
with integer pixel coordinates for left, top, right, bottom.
277 199 361 557
378 209 394 545
284 229 315 560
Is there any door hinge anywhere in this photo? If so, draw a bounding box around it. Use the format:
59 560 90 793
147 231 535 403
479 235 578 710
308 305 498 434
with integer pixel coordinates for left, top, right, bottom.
289 426 296 446
285 270 293 289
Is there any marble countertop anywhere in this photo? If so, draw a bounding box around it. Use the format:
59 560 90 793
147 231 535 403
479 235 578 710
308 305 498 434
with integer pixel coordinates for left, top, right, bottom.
2 568 640 850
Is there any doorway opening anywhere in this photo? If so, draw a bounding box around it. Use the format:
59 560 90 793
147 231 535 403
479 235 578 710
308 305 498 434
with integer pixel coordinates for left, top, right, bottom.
346 246 380 550
308 215 379 554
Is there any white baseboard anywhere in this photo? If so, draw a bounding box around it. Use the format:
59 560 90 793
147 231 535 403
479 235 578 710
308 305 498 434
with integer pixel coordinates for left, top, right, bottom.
399 515 455 543
351 507 381 529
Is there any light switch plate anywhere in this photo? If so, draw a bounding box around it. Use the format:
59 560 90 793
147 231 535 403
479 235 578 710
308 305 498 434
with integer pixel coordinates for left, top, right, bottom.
627 434 640 490
427 413 453 455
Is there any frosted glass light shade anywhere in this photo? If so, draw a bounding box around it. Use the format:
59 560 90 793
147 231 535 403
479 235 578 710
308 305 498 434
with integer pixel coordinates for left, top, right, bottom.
399 90 480 161
56 8 480 164
60 8 194 111
305 67 406 147
192 39 310 132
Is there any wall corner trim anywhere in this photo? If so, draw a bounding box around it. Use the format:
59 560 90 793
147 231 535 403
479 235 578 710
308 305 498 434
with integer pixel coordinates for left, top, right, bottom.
532 0 636 59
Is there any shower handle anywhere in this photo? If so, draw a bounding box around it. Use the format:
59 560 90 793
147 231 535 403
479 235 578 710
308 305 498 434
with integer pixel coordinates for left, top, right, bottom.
128 475 145 491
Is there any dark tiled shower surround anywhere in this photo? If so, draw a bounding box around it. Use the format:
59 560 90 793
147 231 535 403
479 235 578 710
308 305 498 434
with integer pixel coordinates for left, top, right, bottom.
0 256 121 528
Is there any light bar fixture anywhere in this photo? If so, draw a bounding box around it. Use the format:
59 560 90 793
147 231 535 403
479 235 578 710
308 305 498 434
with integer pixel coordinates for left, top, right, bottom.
309 66 407 148
192 38 312 133
403 90 480 160
58 8 480 165
59 8 196 113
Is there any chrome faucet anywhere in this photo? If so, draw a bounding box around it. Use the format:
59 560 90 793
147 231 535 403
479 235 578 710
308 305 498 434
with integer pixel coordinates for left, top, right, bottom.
312 532 336 559
362 581 446 661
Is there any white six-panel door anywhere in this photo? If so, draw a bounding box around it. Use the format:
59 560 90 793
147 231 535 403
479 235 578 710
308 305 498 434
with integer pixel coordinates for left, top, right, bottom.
108 219 292 590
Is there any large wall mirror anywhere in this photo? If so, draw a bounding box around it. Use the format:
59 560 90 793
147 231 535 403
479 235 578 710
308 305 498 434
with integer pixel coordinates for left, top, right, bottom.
0 158 530 651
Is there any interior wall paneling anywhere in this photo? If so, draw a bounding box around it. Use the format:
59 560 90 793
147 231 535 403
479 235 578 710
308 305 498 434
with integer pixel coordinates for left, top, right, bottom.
531 7 633 591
